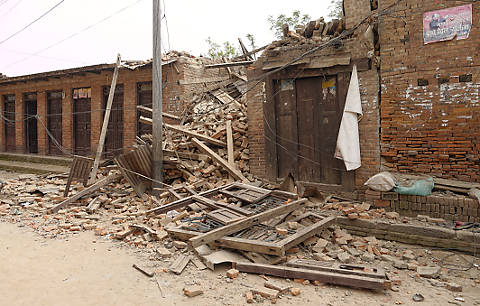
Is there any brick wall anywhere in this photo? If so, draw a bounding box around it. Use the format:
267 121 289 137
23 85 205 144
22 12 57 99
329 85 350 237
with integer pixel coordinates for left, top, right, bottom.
366 189 480 223
379 0 480 182
356 70 381 187
246 70 266 178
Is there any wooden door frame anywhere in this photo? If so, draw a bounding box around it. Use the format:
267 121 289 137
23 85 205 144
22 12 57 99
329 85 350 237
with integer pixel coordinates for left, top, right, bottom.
136 81 152 137
73 95 91 156
3 94 16 152
23 93 38 154
102 84 124 158
262 59 369 190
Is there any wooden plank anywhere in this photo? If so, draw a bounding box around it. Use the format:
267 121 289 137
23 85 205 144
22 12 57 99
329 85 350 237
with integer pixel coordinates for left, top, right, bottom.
166 227 284 256
231 44 268 61
279 217 335 252
163 149 209 161
89 54 121 185
139 117 226 147
86 196 101 213
238 38 253 61
234 262 386 291
136 105 181 121
192 138 248 182
48 174 122 213
226 120 235 170
204 61 254 69
303 54 351 69
178 75 231 85
190 195 222 210
286 259 386 279
191 195 252 216
189 198 306 248
434 178 480 190
169 255 190 275
167 124 226 147
262 58 310 71
146 183 234 215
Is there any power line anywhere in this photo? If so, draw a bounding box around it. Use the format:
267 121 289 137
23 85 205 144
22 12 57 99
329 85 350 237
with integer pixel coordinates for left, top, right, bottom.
1 0 146 70
0 0 65 47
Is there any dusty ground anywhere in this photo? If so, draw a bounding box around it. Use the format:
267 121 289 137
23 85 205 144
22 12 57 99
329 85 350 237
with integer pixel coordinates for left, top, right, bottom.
1 169 480 306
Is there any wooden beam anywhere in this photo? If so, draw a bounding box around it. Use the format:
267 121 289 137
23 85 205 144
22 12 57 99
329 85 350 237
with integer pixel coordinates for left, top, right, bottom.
188 198 306 248
48 174 122 213
146 183 234 215
191 138 247 182
191 195 251 216
136 105 181 121
139 117 226 147
238 38 253 61
231 44 268 61
178 75 231 85
88 54 121 185
166 124 226 147
234 262 386 291
286 259 386 280
169 255 190 275
279 216 335 252
163 149 209 161
204 61 254 69
167 227 284 256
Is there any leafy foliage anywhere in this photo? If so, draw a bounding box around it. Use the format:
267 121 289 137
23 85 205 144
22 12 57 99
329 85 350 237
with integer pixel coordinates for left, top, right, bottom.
328 0 343 19
206 37 240 59
267 10 311 39
245 33 256 50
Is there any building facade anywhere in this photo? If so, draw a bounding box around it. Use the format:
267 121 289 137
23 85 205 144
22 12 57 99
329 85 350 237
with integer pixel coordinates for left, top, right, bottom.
0 55 228 157
247 0 479 191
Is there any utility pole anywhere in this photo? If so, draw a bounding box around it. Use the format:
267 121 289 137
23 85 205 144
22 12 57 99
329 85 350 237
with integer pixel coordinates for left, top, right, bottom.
152 0 163 194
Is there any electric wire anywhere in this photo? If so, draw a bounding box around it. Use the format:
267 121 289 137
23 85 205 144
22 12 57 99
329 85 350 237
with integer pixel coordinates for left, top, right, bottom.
1 0 146 70
0 0 65 47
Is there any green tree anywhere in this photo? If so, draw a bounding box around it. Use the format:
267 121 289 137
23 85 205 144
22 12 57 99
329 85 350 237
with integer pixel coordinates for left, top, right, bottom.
328 0 343 19
246 33 256 50
267 10 311 39
205 37 240 59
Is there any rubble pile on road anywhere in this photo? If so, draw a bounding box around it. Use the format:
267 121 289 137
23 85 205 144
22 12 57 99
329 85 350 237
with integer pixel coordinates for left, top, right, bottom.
2 170 478 304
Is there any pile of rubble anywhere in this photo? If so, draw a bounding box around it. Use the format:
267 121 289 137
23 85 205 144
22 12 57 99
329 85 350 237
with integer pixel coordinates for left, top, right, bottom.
1 170 478 303
135 64 252 197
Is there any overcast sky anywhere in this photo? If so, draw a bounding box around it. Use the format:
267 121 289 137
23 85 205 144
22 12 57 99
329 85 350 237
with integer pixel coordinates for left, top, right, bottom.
0 0 331 77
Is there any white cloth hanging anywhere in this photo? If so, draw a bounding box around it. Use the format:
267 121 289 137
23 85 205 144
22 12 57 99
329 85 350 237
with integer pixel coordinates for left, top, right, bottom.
334 65 363 171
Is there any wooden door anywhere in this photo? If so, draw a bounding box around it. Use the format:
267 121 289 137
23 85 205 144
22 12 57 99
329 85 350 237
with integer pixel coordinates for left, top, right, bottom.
315 77 344 184
24 94 38 154
296 78 320 182
102 84 123 158
274 79 298 179
3 95 16 152
47 91 63 155
137 82 152 136
73 97 91 156
296 76 345 184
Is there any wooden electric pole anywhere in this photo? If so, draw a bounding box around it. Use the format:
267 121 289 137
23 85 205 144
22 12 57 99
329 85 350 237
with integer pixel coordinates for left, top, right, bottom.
152 0 163 194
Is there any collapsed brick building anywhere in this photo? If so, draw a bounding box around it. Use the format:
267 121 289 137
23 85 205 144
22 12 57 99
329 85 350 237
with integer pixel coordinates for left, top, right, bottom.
247 0 479 195
0 53 229 157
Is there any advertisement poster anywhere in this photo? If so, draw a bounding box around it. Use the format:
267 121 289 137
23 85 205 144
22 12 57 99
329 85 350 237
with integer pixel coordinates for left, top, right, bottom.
423 4 472 44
